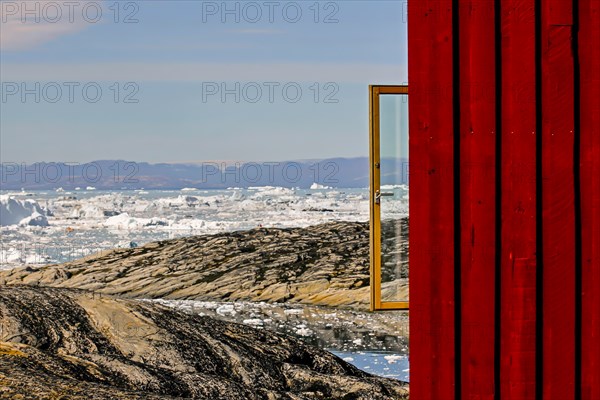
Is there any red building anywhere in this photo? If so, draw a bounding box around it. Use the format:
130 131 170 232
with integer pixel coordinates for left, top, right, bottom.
408 1 599 399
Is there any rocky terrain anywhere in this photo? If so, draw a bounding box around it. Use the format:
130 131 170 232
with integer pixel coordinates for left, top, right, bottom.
0 286 408 399
152 299 409 353
0 220 409 310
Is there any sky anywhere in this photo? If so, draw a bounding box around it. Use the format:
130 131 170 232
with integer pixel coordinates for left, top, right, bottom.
0 0 408 163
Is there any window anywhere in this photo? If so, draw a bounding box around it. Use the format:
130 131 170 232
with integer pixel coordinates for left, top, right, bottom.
369 85 409 311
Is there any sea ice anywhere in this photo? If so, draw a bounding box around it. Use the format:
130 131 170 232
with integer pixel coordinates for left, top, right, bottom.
242 319 263 327
1 187 406 267
310 183 331 190
216 304 236 316
384 355 403 364
284 308 304 315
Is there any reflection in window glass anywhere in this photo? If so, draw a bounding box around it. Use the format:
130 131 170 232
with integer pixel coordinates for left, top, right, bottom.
379 95 409 303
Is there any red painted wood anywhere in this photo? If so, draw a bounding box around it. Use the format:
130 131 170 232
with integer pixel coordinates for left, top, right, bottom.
579 0 600 398
458 1 496 398
408 0 456 399
541 2 576 399
500 1 537 399
408 1 600 397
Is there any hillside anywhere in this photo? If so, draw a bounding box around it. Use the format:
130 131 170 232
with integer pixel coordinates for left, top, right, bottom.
0 286 408 399
0 220 409 310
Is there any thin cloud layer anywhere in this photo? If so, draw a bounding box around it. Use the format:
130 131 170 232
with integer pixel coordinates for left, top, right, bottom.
1 62 406 83
0 0 98 51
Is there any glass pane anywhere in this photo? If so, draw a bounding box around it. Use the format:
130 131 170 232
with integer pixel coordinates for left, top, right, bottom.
379 94 409 303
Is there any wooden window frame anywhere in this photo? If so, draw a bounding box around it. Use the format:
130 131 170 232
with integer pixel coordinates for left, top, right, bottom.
369 85 410 311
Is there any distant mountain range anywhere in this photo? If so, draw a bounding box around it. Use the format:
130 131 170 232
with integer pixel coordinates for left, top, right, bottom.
0 157 409 190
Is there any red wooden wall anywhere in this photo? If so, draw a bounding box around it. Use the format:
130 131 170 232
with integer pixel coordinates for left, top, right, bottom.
408 1 600 399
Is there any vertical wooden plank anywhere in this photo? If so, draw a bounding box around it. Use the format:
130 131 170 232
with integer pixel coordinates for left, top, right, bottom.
541 1 576 399
579 0 600 398
458 1 496 398
408 1 456 399
500 2 538 400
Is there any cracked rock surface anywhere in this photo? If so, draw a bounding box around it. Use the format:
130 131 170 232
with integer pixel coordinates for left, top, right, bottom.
0 286 408 399
0 220 408 310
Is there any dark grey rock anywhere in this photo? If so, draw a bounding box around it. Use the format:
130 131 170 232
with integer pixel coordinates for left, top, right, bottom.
0 286 408 399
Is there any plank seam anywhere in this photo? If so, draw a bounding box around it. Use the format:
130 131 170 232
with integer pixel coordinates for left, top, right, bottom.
453 0 462 399
494 0 502 399
535 0 544 398
573 0 582 398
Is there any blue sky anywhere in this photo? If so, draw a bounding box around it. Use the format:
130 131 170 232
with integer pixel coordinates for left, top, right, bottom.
0 0 407 163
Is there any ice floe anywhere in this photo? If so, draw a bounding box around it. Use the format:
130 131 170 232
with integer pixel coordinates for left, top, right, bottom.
0 187 407 267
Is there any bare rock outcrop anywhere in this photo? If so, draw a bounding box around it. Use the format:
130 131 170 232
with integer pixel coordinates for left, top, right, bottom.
0 220 409 310
0 286 408 399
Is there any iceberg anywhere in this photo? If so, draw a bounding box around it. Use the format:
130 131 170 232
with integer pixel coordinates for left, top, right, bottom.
0 196 49 227
310 182 331 190
104 213 168 230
